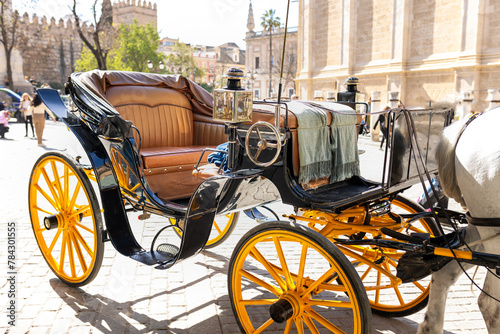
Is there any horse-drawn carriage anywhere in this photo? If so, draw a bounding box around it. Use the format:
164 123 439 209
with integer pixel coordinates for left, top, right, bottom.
29 67 500 333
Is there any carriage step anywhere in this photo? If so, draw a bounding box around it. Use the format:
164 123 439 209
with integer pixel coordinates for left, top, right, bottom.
244 206 280 223
156 243 179 257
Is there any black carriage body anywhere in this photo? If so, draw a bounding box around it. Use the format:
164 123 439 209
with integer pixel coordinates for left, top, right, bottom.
38 70 453 269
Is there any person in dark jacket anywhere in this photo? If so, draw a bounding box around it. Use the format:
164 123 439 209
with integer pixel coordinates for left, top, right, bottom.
374 106 390 150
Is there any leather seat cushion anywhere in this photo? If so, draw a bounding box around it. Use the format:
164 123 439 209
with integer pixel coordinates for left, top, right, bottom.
141 145 215 169
106 86 195 148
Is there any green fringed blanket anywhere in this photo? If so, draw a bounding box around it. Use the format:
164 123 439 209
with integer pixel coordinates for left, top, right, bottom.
290 101 360 186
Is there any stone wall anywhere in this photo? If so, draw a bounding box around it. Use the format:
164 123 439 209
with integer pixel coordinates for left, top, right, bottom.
8 0 157 89
113 0 157 30
17 13 90 88
297 0 500 112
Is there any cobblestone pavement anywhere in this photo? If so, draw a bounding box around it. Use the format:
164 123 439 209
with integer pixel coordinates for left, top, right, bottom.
0 121 488 333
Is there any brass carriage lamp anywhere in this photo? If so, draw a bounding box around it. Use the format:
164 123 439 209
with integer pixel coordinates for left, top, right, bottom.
213 68 253 123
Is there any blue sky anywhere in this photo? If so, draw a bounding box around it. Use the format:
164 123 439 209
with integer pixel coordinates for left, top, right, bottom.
16 0 299 49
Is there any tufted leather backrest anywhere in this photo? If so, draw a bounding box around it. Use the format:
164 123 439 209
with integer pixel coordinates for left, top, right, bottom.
106 85 194 148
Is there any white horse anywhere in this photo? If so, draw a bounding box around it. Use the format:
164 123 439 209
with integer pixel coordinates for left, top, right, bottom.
417 108 500 334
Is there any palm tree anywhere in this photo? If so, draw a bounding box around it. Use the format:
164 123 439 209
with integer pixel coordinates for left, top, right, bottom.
260 9 280 98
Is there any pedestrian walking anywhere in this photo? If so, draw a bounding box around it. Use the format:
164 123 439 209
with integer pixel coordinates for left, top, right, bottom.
31 93 56 147
20 93 35 137
0 102 10 138
374 106 390 150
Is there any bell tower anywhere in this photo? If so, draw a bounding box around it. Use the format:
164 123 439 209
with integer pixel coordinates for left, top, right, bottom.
113 0 158 30
247 0 255 32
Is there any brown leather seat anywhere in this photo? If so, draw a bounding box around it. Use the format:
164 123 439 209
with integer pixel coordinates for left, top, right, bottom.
104 85 225 200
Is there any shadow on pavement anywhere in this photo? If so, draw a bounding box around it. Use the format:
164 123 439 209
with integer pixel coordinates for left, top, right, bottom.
49 276 232 333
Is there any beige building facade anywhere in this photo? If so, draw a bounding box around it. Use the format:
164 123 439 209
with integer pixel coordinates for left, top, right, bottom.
297 0 500 113
245 2 298 99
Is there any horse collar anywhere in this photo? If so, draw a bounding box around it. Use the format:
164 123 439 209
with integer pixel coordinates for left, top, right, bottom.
456 112 482 148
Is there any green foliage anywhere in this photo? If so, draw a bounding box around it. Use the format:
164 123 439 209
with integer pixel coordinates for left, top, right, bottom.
75 45 98 72
260 9 280 33
165 43 203 80
75 19 165 73
199 82 213 93
117 20 164 73
48 82 64 90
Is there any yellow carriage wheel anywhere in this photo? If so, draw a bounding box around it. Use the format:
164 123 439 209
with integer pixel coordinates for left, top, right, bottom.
169 212 239 249
29 152 104 287
335 195 439 317
228 221 372 334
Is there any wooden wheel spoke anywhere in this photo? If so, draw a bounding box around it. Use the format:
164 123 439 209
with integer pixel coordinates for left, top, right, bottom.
253 318 274 334
302 266 338 297
240 269 282 296
359 266 372 281
59 232 68 273
240 298 278 306
295 317 304 334
47 229 63 253
296 244 308 293
213 220 222 234
73 221 94 234
68 205 92 220
413 280 426 292
70 226 94 257
69 230 88 273
35 184 59 212
50 161 66 208
273 236 295 290
249 248 287 291
385 257 404 304
66 231 77 277
305 308 344 334
64 165 70 210
40 167 61 209
68 182 82 212
302 314 320 334
33 205 56 217
307 299 353 309
284 319 293 334
393 284 405 305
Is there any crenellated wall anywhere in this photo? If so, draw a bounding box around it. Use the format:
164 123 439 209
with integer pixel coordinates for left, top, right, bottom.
17 12 93 87
10 0 157 89
112 0 157 30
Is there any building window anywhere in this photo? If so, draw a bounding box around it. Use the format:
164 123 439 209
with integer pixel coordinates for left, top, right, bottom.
255 57 260 69
234 54 239 63
254 89 260 99
288 88 295 98
290 54 296 63
271 56 274 66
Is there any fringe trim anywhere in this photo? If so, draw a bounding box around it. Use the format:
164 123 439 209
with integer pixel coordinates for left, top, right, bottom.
331 161 360 183
299 160 332 184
